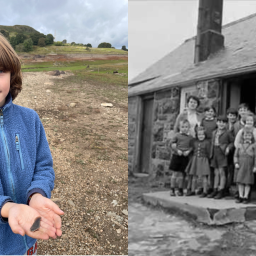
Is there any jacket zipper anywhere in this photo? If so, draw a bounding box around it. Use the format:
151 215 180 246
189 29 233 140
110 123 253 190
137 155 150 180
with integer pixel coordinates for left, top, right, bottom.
15 134 24 170
0 109 29 251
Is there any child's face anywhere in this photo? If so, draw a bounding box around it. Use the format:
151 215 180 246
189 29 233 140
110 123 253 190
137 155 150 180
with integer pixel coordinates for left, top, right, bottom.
245 116 254 128
239 107 249 120
243 132 253 143
227 113 237 124
187 98 198 110
217 120 227 130
179 122 190 134
205 108 215 119
197 132 205 141
0 71 10 107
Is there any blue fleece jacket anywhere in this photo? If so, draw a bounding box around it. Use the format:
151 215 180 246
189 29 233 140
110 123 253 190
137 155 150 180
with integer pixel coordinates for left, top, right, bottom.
0 94 55 255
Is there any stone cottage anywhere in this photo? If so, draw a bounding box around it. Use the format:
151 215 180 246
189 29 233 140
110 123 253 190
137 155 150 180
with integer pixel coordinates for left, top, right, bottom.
128 0 256 180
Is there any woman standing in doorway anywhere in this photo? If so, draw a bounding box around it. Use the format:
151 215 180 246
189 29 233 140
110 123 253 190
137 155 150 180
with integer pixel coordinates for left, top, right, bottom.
174 95 202 138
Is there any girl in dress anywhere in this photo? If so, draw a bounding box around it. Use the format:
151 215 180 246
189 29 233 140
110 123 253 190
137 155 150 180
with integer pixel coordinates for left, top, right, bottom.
234 130 256 203
186 126 211 197
201 105 217 140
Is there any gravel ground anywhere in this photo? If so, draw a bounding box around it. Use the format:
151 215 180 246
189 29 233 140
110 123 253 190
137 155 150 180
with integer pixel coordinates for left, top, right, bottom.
15 71 128 255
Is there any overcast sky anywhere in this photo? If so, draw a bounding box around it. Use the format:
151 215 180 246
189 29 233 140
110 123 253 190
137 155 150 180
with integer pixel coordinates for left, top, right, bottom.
0 0 128 49
129 0 256 82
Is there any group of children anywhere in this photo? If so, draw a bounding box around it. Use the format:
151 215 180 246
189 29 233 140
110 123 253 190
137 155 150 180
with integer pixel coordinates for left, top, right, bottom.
169 101 256 204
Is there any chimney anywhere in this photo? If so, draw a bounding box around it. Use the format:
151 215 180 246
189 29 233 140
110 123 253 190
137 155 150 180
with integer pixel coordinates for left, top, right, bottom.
194 0 224 64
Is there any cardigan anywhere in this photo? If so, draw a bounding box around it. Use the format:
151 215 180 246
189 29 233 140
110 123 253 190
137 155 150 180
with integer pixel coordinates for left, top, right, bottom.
0 94 55 255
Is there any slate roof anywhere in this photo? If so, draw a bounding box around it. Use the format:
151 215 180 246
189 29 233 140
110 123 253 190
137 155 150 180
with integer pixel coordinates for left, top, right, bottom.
129 13 256 97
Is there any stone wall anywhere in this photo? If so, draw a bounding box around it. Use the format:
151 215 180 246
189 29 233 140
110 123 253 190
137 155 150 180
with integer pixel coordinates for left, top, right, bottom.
128 79 221 179
151 87 180 180
151 79 220 180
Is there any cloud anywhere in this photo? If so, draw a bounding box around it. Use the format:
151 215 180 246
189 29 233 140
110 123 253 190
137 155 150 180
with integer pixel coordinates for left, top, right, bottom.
0 0 128 49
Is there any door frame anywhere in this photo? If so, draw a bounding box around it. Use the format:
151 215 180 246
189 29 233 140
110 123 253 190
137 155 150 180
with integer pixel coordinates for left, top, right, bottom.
137 94 154 174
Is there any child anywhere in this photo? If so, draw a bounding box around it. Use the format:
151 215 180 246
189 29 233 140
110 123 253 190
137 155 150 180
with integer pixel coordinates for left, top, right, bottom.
207 116 234 199
200 106 217 195
225 108 238 196
200 105 217 140
234 103 250 136
234 112 256 148
169 119 193 196
227 108 238 136
234 130 256 203
186 126 211 197
0 33 64 255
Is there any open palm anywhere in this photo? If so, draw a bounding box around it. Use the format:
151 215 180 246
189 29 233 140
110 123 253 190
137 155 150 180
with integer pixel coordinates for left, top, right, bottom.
8 204 56 240
29 193 64 237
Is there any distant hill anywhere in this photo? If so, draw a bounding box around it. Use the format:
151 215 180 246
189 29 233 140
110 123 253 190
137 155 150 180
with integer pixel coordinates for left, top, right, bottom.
0 25 40 36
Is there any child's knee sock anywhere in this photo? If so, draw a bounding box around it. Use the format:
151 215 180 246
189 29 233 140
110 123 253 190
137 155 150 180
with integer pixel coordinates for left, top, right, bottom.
191 177 197 192
203 177 208 193
244 185 251 199
219 169 226 190
170 176 176 188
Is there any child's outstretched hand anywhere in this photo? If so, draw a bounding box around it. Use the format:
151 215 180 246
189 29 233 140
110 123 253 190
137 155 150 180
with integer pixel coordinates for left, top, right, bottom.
29 193 64 238
7 203 57 240
235 163 240 169
253 167 256 173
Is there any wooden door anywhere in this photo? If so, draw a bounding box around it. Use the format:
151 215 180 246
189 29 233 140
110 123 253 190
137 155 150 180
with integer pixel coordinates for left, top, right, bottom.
140 98 154 173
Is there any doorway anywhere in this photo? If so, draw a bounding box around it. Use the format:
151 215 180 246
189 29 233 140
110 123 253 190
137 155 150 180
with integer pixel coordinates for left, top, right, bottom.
140 97 154 173
225 74 256 113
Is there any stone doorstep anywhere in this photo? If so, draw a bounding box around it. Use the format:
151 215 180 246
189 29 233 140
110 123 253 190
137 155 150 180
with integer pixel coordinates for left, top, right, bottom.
143 191 256 226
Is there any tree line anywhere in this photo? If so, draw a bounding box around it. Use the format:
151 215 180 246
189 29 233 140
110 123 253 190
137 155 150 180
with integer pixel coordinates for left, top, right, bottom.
0 29 128 52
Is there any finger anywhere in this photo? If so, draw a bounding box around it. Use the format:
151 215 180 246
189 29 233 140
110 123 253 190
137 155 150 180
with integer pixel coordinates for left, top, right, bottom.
37 224 56 239
49 201 64 215
56 228 62 237
53 213 62 229
41 216 54 227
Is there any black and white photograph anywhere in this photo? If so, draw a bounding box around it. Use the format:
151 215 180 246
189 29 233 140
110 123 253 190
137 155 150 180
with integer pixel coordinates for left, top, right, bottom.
128 0 256 255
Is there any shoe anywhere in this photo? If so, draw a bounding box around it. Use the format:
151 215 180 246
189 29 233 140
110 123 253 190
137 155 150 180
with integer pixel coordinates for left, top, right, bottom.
196 188 203 195
170 189 175 196
234 191 239 199
199 192 207 198
186 190 195 196
207 189 218 198
177 188 183 196
214 190 224 199
207 188 213 195
243 198 249 204
235 197 243 203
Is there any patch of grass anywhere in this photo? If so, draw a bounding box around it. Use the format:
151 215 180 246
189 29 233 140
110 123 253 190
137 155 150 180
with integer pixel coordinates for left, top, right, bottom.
18 45 128 55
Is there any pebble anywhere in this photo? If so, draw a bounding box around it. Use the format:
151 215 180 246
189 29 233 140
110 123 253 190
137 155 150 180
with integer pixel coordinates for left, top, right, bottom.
68 200 75 207
69 103 77 107
46 89 51 93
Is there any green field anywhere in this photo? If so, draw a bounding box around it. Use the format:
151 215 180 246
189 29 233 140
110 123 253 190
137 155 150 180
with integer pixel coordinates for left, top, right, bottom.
22 59 128 87
18 45 128 55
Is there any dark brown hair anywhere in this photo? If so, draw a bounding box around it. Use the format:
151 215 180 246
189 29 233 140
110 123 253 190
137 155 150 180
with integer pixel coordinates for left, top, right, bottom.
186 95 200 107
0 33 22 100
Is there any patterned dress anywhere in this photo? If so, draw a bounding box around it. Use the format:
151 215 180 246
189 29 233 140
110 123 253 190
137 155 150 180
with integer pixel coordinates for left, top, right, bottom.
185 139 211 177
234 143 256 185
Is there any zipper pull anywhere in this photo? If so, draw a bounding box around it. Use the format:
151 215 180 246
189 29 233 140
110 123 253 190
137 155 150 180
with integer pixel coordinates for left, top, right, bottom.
15 135 20 150
0 109 3 127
